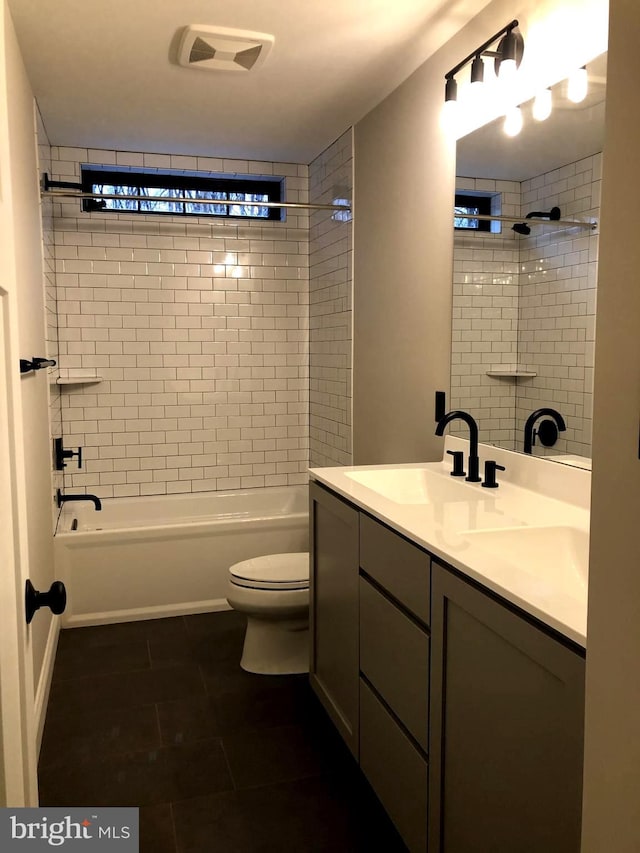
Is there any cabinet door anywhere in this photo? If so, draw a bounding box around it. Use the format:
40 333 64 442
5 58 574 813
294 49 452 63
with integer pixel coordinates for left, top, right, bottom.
309 482 359 757
429 562 585 853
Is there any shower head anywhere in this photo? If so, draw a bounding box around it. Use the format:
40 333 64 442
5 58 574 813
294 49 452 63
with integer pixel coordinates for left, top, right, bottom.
525 206 561 220
512 222 531 235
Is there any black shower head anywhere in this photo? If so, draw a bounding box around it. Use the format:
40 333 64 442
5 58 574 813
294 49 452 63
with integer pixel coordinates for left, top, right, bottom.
512 222 531 235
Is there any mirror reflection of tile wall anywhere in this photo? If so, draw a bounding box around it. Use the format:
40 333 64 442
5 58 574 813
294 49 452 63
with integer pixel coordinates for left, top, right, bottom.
451 153 600 457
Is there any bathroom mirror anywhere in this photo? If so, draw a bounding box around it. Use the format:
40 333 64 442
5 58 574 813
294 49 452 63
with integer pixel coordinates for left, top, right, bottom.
451 52 606 467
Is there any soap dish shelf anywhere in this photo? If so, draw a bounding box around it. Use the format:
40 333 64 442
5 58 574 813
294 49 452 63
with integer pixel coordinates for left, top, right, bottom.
486 370 537 379
55 375 103 386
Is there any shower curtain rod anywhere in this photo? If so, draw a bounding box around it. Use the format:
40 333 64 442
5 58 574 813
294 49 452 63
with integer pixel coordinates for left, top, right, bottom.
455 211 597 230
40 189 352 213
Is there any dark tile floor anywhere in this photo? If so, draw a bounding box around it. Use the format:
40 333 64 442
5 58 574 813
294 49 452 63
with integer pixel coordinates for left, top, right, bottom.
39 610 406 852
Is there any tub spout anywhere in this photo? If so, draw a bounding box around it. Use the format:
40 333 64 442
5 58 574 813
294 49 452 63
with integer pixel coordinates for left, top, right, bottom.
56 489 102 511
523 407 566 454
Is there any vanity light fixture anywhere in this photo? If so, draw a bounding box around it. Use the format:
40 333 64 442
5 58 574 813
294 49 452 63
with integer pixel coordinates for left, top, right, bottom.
443 20 524 116
567 65 588 103
470 55 485 88
532 87 553 121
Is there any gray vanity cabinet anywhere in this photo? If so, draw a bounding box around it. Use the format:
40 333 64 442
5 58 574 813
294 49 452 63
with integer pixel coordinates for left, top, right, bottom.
310 481 586 853
428 561 586 853
309 482 360 757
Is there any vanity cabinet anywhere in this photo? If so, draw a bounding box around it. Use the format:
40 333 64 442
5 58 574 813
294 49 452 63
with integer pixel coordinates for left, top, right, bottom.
309 482 360 757
428 560 586 853
310 481 586 853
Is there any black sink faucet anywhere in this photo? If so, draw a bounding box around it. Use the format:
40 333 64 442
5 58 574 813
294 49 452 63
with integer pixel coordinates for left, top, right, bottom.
523 408 566 454
435 410 481 482
56 488 102 511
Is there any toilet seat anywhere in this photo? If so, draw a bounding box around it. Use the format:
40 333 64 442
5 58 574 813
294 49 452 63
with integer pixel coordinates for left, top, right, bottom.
229 552 309 591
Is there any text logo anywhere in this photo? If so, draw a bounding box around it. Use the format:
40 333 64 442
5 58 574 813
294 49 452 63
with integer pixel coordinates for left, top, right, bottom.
1 808 138 850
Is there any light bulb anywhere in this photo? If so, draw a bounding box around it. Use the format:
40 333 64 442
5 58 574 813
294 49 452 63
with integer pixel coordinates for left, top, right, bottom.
567 66 588 103
498 58 517 83
441 99 459 136
532 88 552 121
503 105 523 137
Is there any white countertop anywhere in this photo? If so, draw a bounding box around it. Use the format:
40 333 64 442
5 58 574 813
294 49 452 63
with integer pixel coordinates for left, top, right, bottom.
310 437 590 647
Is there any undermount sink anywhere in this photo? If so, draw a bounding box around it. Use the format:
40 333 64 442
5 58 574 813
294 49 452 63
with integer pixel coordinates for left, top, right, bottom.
462 525 589 589
345 467 471 504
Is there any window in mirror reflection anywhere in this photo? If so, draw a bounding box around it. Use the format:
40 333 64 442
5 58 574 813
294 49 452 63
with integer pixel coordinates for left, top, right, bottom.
454 193 491 231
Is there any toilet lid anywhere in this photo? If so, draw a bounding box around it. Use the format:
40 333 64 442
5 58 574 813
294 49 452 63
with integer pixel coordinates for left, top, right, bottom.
229 552 310 591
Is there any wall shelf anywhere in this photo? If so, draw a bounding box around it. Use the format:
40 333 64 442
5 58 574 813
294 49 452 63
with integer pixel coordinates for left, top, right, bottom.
486 370 537 378
55 375 103 386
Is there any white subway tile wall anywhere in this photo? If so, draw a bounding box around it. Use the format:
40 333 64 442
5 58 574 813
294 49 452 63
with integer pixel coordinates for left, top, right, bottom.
50 146 310 498
308 129 353 466
516 154 600 458
452 179 521 449
37 111 63 525
452 154 600 457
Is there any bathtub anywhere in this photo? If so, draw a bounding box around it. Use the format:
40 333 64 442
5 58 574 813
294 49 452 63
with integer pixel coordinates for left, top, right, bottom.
54 485 309 627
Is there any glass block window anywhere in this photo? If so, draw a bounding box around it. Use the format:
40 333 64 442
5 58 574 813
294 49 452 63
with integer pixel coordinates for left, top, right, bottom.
81 167 283 220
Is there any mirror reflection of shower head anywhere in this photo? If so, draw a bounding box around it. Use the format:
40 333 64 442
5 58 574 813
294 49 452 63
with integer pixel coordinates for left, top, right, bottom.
512 222 531 235
525 206 561 220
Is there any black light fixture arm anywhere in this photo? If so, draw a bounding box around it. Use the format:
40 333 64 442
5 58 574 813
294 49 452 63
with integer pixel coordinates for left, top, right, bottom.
445 19 519 80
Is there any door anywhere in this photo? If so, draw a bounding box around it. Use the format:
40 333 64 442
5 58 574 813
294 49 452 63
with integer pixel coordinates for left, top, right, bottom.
429 562 585 853
0 2 38 804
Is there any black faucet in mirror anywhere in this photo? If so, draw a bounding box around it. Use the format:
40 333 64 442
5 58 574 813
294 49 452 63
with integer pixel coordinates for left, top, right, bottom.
523 408 566 454
435 409 481 482
56 488 102 511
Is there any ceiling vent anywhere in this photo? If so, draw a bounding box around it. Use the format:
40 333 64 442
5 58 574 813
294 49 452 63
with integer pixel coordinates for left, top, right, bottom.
177 25 274 73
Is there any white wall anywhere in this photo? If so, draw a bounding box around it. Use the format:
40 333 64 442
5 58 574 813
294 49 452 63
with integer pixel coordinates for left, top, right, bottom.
3 0 57 753
37 110 63 524
309 128 353 467
516 154 600 457
452 178 521 448
49 147 310 497
581 0 640 848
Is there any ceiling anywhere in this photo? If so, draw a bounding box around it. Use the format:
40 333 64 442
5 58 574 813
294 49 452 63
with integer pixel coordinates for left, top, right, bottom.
7 0 490 164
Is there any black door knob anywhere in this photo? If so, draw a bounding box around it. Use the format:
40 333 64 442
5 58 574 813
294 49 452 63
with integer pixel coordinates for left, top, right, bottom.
25 580 67 624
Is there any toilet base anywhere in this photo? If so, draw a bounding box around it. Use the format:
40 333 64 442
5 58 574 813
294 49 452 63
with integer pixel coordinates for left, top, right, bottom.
240 615 309 675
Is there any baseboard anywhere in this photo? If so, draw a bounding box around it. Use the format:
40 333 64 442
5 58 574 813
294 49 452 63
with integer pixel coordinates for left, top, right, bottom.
34 615 60 756
62 597 232 628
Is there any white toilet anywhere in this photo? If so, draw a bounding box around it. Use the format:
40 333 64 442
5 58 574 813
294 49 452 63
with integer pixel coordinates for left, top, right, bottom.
226 552 310 675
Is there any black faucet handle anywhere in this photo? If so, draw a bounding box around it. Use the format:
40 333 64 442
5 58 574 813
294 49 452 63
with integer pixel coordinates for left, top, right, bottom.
482 461 506 489
446 450 466 477
54 437 82 470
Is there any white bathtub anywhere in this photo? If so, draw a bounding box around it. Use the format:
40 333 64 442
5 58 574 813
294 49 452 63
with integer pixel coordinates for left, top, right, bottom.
54 485 309 627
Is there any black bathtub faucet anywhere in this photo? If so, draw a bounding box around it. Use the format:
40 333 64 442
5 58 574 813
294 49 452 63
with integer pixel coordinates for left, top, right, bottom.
56 488 102 511
523 408 566 454
435 409 481 483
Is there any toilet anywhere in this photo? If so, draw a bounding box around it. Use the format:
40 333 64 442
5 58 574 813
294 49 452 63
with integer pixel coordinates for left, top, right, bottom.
226 552 310 675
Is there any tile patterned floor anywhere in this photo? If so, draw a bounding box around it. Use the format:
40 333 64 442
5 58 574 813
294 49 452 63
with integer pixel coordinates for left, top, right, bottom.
39 611 406 852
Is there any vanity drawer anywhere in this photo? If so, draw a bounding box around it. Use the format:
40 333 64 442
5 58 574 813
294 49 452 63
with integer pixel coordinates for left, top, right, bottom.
360 577 429 750
360 513 430 624
360 678 428 852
